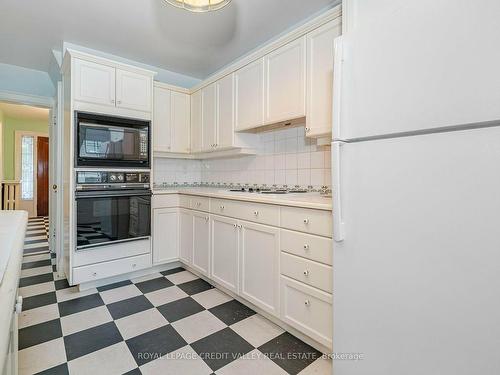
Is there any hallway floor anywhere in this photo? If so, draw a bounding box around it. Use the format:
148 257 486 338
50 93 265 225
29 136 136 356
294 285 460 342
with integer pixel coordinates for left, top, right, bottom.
18 218 331 375
23 217 50 255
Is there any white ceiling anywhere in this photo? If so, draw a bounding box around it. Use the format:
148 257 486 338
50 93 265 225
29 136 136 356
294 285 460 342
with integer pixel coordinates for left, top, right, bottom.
0 0 337 80
0 102 49 121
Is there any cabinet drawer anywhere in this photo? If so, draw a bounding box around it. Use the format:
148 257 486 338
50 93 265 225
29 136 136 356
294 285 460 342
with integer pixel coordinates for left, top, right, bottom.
187 195 210 212
281 230 332 265
280 206 332 237
73 253 151 284
179 195 191 209
211 198 279 226
281 253 332 293
153 194 179 208
280 276 332 349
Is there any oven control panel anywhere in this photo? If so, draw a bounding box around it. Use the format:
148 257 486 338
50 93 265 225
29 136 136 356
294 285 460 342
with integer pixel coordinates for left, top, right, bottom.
76 171 150 188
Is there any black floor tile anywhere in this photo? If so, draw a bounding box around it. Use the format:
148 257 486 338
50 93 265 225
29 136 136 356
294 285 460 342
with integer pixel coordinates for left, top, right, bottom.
24 239 48 246
25 232 47 238
160 267 185 276
157 297 205 323
58 293 104 317
64 322 123 361
35 363 69 375
22 292 57 311
191 327 254 371
106 295 154 320
122 369 141 375
258 332 321 375
52 265 57 272
18 319 62 350
21 259 52 269
51 252 56 258
208 299 255 326
19 272 54 287
54 279 70 291
24 246 50 254
97 279 132 292
177 278 213 296
134 277 173 294
126 325 187 366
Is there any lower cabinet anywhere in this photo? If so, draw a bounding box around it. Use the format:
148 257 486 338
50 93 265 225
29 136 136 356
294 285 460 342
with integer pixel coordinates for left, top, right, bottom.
153 208 179 265
179 209 193 265
240 221 280 316
192 211 210 277
211 215 239 293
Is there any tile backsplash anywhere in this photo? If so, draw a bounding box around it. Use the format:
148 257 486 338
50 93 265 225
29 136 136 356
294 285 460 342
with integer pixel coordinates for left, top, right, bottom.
153 126 331 188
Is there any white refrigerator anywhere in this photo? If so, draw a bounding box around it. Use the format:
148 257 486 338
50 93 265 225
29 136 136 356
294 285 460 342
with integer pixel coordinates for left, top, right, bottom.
332 1 500 374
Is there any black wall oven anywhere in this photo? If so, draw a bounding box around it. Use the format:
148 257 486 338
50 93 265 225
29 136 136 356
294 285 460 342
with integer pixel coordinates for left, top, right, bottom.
76 112 150 168
75 171 151 250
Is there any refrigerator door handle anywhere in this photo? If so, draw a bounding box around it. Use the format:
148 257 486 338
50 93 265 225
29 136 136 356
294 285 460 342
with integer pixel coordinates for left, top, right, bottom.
332 142 345 242
333 36 344 141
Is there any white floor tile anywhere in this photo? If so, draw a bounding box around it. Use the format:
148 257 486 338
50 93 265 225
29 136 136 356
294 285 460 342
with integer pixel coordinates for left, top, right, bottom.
61 305 113 336
191 288 232 309
140 345 212 375
18 338 66 375
165 270 198 285
56 286 98 302
21 265 53 278
19 281 55 298
144 285 188 307
115 308 168 340
22 254 50 263
68 342 137 375
23 242 49 250
216 349 288 375
99 284 142 304
230 314 285 347
172 310 226 343
19 303 60 329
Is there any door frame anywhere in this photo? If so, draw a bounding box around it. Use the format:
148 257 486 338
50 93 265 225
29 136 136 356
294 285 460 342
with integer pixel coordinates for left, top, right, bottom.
14 130 49 217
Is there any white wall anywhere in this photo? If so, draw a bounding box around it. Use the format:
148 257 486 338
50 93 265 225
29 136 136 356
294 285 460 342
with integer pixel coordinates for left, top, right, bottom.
154 125 331 188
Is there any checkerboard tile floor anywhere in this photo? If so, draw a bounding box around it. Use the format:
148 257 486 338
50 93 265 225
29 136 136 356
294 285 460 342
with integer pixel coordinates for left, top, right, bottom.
18 222 331 375
24 217 50 255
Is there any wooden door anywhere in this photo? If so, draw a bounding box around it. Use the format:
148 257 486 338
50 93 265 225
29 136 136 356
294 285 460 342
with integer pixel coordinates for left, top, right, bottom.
37 136 49 217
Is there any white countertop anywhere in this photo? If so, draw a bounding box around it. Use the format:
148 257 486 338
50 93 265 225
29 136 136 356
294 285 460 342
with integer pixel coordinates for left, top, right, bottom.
153 187 332 210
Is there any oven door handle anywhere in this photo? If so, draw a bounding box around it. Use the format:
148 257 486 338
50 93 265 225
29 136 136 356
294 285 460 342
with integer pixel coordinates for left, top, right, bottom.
75 190 152 199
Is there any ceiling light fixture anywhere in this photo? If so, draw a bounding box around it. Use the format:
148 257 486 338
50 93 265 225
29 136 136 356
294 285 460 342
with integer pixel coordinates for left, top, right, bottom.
165 0 232 13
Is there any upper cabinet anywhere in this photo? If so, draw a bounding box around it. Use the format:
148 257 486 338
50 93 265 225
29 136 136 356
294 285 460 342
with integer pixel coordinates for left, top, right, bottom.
116 69 152 112
216 74 235 149
201 83 218 151
235 59 265 131
264 37 306 125
306 19 342 137
153 84 190 154
190 90 203 153
74 59 116 107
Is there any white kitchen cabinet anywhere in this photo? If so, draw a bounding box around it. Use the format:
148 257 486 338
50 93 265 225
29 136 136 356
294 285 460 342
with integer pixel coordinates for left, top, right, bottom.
73 59 116 107
170 91 191 153
240 221 280 316
153 208 179 264
211 215 239 293
216 73 235 149
190 90 203 153
264 37 306 124
306 19 341 137
116 68 152 112
202 83 218 152
235 58 264 131
153 86 172 152
179 209 193 265
192 211 210 277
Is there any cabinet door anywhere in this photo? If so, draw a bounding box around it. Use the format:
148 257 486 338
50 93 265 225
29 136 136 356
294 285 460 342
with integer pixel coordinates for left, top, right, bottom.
153 86 172 152
171 91 191 153
179 209 193 265
202 83 217 151
190 90 203 153
264 37 306 124
217 74 235 149
153 208 179 264
211 215 239 293
240 221 280 316
235 58 264 131
74 59 116 107
192 211 210 277
306 20 341 137
116 68 152 112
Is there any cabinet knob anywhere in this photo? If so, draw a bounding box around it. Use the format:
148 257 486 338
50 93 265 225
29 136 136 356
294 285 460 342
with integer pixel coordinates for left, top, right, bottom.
196 202 201 206
303 270 310 276
304 300 311 306
303 244 310 250
110 99 115 104
253 211 259 216
52 184 58 190
303 218 310 224
305 127 311 133
237 224 242 229
233 223 237 228
117 100 122 104
92 272 97 277
220 205 225 210
132 263 137 268
205 216 209 221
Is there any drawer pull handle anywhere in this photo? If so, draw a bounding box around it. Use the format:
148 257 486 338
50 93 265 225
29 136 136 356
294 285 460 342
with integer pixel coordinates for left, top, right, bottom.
303 218 310 224
237 224 242 229
132 264 137 268
303 244 310 250
303 270 310 276
253 211 259 216
304 300 311 306
196 202 201 206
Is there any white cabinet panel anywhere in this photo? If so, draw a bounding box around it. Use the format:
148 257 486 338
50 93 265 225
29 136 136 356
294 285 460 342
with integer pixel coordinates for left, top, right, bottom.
153 86 172 152
264 37 306 124
190 90 203 153
240 221 279 316
306 20 341 137
202 83 217 152
179 209 193 265
73 59 115 107
217 74 234 149
170 91 191 153
153 208 179 264
235 58 264 131
211 215 239 293
116 68 152 112
192 211 210 277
